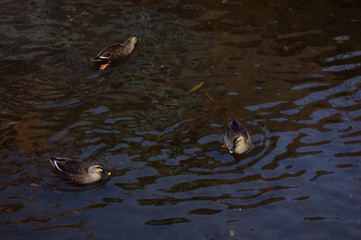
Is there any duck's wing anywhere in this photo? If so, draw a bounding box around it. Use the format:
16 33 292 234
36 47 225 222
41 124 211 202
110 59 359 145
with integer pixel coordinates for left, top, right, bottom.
49 156 67 169
90 43 125 61
98 43 125 57
49 156 87 175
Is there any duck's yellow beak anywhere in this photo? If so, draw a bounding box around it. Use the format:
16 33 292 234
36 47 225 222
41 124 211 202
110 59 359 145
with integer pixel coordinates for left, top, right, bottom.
229 150 234 154
107 172 111 176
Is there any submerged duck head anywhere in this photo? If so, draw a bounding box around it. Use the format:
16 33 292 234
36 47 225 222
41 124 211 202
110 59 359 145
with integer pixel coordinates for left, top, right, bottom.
224 118 252 154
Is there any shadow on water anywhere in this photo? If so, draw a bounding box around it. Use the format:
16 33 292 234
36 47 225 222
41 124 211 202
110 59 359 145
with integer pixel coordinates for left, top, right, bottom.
1 0 361 239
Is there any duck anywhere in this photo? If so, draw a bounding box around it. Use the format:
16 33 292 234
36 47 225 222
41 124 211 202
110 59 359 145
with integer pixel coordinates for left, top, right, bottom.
223 118 252 154
49 156 111 184
90 36 140 70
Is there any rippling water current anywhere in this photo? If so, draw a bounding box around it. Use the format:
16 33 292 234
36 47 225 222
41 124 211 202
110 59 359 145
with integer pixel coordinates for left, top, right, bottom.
1 0 361 239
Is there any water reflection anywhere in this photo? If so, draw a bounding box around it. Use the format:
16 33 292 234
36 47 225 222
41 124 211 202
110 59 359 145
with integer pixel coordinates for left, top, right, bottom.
0 0 361 239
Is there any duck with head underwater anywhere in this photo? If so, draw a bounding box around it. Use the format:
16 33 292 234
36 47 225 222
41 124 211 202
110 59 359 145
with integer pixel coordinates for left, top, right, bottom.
49 156 111 184
223 118 252 154
90 36 140 70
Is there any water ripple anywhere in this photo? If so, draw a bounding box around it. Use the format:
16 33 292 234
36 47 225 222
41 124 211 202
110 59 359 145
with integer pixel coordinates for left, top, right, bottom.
1 0 361 239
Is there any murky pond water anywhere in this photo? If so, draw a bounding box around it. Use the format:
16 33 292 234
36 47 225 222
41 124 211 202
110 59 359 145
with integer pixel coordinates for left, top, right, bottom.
1 0 361 239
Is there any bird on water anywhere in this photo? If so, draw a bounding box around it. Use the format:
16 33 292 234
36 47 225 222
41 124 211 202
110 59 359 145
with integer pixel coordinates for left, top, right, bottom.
223 118 252 154
90 36 140 70
49 156 111 184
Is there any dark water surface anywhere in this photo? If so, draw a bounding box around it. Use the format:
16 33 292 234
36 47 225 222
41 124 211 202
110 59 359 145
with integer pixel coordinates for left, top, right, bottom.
1 0 361 239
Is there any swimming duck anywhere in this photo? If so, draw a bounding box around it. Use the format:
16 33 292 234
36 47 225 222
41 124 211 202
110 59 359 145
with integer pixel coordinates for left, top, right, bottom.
49 156 111 184
90 36 140 70
223 118 252 154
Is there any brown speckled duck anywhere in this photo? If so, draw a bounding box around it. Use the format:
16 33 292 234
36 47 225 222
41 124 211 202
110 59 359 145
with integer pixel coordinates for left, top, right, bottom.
49 156 111 184
223 118 252 154
90 36 140 70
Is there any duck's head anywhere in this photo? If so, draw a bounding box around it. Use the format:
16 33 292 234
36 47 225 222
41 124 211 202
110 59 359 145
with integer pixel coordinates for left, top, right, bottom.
230 133 252 154
126 36 140 46
88 164 111 176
